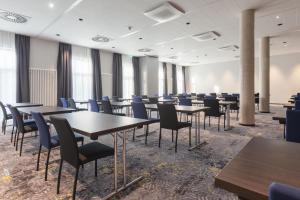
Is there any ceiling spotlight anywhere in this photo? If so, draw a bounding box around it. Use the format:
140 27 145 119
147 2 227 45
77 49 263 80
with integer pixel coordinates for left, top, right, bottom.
56 33 60 36
112 47 115 49
139 37 143 40
204 54 207 57
186 22 190 25
92 35 112 42
170 47 174 50
48 2 54 8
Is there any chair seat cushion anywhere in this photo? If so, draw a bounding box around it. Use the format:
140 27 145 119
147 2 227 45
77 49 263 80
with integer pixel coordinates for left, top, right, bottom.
177 121 192 129
79 142 114 164
24 124 38 132
148 118 160 123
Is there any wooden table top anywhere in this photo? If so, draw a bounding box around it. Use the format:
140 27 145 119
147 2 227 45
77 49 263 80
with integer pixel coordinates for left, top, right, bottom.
46 111 149 140
192 100 236 105
18 106 75 115
158 98 177 102
215 137 300 200
6 102 43 108
145 104 209 114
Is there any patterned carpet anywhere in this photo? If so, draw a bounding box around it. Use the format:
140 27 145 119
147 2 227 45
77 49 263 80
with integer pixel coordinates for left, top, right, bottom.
0 106 285 200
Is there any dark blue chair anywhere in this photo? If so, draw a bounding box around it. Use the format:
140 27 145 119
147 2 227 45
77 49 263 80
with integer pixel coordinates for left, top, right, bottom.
102 96 109 101
68 98 87 111
179 98 192 106
295 100 300 110
8 106 38 156
31 112 84 181
133 96 143 103
60 98 68 108
210 93 217 97
196 93 206 100
131 102 159 144
204 99 225 131
163 95 172 100
102 100 125 116
89 99 99 112
286 110 300 143
0 101 12 135
204 95 216 100
269 182 300 200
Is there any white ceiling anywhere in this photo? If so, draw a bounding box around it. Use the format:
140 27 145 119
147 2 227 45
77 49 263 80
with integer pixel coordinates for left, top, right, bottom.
1 0 300 65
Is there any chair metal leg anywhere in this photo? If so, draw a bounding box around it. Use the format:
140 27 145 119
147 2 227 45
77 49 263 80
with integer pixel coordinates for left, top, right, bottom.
159 128 162 147
19 132 25 156
172 130 174 142
132 128 135 141
204 116 206 129
224 115 226 129
145 125 149 144
95 160 97 177
16 131 20 151
45 148 51 181
10 126 15 143
1 119 4 133
36 145 42 171
14 129 18 146
189 126 191 147
175 130 178 153
209 116 211 127
72 167 79 200
283 124 286 139
218 117 220 131
57 159 63 194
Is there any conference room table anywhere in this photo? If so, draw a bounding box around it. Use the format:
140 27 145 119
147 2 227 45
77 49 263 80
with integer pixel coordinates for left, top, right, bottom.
6 102 43 108
283 103 294 110
215 137 300 200
192 100 236 130
45 111 149 200
145 104 210 150
18 106 75 115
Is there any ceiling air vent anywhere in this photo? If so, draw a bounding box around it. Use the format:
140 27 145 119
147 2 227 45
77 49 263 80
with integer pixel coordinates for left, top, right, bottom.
0 10 28 23
144 2 185 23
92 35 112 42
218 45 239 52
192 31 220 42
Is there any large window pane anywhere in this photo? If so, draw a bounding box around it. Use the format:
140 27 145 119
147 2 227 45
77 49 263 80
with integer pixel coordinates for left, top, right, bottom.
0 31 16 104
72 46 92 100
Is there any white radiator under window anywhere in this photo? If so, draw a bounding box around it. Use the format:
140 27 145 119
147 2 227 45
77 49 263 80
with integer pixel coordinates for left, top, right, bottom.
30 68 57 106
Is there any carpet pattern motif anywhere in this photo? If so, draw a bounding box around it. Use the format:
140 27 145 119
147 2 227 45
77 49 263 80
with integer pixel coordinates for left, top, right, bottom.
0 106 285 200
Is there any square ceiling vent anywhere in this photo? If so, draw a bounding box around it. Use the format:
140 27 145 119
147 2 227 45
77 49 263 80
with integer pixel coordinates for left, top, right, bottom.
144 2 185 23
218 45 239 52
192 31 220 42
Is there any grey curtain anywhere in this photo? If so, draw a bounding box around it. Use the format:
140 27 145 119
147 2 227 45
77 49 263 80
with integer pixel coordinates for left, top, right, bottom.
172 64 177 94
132 57 140 96
182 66 186 93
112 53 123 97
163 62 168 95
15 34 30 103
57 43 72 106
91 49 102 100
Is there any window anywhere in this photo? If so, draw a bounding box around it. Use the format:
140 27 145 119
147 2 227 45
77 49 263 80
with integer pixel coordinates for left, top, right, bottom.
0 31 16 103
72 46 92 100
158 62 164 96
122 55 134 98
177 65 183 94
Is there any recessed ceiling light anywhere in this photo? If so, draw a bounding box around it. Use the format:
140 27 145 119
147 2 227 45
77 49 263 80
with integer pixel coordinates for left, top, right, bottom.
170 47 174 50
92 35 112 42
277 23 283 26
112 47 115 49
276 15 280 19
204 54 207 57
0 11 28 23
138 48 153 52
139 37 143 40
56 33 60 36
78 18 83 21
48 2 54 8
186 22 190 25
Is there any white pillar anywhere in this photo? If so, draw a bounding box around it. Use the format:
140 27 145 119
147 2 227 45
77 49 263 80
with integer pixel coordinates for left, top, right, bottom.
239 9 255 126
259 37 270 113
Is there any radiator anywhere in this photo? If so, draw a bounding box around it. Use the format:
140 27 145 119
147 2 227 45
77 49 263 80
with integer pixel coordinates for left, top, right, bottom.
30 68 57 106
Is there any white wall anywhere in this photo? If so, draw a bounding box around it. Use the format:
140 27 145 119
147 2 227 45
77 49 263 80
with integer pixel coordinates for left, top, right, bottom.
189 52 300 103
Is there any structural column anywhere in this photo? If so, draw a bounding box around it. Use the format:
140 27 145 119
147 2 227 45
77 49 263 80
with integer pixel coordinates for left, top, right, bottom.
259 37 270 113
239 9 255 126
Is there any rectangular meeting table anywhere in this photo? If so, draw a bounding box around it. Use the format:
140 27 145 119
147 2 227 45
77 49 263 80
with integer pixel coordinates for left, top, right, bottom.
215 137 300 200
45 111 149 200
17 106 75 115
192 100 236 130
6 102 43 108
145 104 209 150
283 103 294 110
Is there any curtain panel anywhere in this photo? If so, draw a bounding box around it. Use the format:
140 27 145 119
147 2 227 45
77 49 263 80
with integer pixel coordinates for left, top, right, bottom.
57 42 72 105
172 64 177 94
15 34 30 103
182 66 186 93
91 49 102 100
163 62 168 95
112 53 123 97
132 57 140 96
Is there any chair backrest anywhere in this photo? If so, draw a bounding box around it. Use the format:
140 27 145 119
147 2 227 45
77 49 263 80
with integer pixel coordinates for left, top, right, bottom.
112 96 119 102
131 102 148 119
286 110 300 143
157 104 178 130
196 93 206 100
210 93 217 97
68 98 77 109
50 116 79 167
204 95 216 100
133 96 143 103
295 100 300 110
295 96 300 101
163 95 172 100
102 96 109 101
7 105 16 126
89 99 99 112
179 98 192 106
204 99 220 116
102 100 113 114
9 106 25 132
269 182 300 200
225 96 239 110
191 93 196 96
60 98 68 108
0 101 8 120
148 97 158 104
232 93 240 98
221 93 228 97
31 112 52 148
141 95 148 99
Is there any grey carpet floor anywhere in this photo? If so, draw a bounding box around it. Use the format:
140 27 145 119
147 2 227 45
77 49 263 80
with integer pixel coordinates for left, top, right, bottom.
0 106 286 200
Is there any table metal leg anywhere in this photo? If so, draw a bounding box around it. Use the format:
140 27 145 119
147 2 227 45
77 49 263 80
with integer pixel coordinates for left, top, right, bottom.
189 112 205 151
225 104 232 131
114 132 118 192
